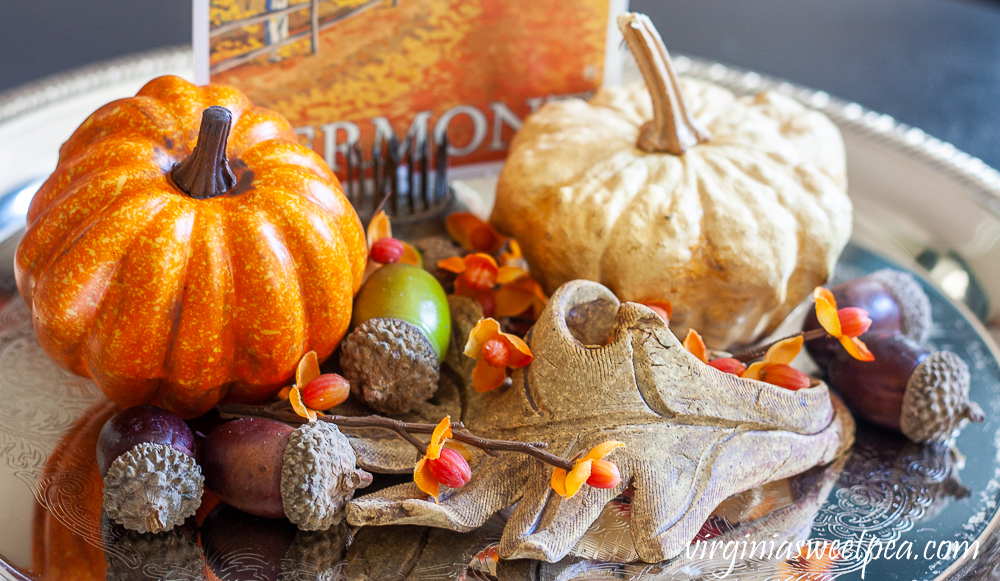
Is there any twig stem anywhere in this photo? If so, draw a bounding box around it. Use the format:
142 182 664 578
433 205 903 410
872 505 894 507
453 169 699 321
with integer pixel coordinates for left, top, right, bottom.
216 404 575 470
730 327 829 363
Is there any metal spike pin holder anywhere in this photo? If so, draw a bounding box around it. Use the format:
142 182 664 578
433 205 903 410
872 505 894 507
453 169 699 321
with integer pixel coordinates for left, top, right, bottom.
342 134 454 237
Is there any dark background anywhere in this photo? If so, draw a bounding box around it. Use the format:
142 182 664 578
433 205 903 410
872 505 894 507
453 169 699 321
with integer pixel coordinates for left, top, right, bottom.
2 0 1000 169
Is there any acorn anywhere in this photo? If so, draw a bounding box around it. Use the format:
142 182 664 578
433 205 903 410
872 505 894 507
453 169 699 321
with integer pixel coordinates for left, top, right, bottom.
202 417 372 530
827 333 984 442
341 263 451 414
96 405 204 534
201 503 351 581
804 269 932 368
413 234 466 289
100 512 205 581
281 420 373 531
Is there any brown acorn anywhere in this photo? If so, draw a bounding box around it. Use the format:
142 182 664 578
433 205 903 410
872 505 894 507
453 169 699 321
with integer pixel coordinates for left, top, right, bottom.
202 418 372 529
827 333 984 442
804 268 932 368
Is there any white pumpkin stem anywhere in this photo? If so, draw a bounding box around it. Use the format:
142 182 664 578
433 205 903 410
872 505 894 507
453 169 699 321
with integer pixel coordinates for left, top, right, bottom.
617 13 711 155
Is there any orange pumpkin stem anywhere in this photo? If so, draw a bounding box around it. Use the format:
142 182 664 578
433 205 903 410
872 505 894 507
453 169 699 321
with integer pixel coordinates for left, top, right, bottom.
170 106 237 199
617 13 711 155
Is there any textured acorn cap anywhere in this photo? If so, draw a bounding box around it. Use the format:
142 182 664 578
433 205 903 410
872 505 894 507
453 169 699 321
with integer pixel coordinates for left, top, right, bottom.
102 442 203 534
280 524 352 580
869 268 932 344
901 350 985 442
340 318 439 414
101 514 205 581
414 235 465 288
444 295 484 379
281 421 373 531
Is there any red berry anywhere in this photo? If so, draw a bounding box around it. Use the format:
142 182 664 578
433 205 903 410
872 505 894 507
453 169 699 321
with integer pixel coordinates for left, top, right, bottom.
482 338 510 368
302 374 351 410
427 448 472 488
586 459 622 489
707 357 747 375
838 307 873 338
645 304 670 324
461 254 498 291
760 364 811 391
370 237 404 264
464 267 494 291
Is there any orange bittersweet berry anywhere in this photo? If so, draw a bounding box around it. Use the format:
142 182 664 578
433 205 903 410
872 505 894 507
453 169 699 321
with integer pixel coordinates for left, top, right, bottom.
813 287 875 362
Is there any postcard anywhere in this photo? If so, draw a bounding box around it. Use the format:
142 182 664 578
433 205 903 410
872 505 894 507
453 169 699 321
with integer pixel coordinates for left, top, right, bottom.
194 0 627 177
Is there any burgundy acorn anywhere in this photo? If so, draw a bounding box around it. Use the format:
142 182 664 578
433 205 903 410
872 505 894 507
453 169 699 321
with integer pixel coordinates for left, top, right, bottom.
202 418 291 519
201 417 372 530
96 405 204 534
827 333 984 442
804 269 932 368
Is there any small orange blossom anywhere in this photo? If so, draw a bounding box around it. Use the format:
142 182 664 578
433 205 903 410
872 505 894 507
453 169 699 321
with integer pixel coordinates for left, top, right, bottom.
445 212 505 253
682 328 746 376
440 254 547 319
741 336 812 391
494 265 548 319
464 318 533 392
551 441 625 498
813 287 875 362
288 351 322 422
682 329 708 363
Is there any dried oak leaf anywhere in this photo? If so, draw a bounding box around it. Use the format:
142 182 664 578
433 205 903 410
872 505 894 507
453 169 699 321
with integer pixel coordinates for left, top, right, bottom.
347 280 854 563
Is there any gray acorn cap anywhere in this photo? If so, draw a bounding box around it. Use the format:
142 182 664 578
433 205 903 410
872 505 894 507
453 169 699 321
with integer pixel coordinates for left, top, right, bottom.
102 442 204 534
279 523 352 581
280 421 373 531
340 317 440 415
901 350 985 443
869 268 933 343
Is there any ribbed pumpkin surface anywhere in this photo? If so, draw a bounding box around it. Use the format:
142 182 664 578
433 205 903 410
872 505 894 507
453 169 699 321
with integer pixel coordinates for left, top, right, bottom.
15 76 367 418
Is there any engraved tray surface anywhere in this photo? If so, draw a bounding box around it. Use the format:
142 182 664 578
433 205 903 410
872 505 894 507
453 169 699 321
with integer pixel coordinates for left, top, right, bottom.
1 49 1000 580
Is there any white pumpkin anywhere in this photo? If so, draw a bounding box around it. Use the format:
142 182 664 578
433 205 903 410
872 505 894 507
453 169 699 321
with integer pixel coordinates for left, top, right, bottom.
491 12 852 348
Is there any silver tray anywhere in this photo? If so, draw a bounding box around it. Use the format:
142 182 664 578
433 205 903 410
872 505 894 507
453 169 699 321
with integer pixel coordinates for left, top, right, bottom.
1 47 999 580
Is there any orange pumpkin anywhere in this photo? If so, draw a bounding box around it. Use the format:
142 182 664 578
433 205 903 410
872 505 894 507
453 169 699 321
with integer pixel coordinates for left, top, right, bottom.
15 76 367 418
